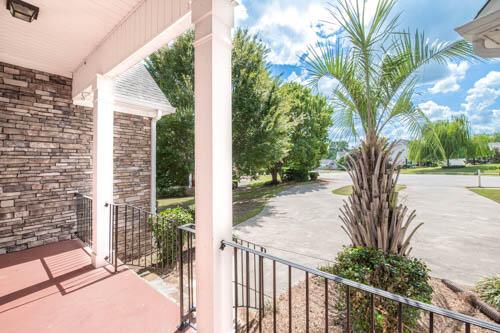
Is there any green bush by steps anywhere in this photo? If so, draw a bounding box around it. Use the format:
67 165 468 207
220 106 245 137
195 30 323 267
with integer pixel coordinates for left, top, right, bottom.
149 207 194 268
321 247 433 332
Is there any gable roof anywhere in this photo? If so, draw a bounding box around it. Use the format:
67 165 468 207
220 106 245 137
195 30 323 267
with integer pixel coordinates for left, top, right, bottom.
475 0 493 18
114 63 174 113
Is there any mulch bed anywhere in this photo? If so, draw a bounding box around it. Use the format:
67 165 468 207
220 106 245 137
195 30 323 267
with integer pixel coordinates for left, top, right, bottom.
236 277 496 333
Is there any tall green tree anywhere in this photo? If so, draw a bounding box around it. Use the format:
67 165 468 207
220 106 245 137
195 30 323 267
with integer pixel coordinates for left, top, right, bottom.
147 29 293 188
280 83 333 173
231 30 288 179
147 32 195 189
305 0 473 255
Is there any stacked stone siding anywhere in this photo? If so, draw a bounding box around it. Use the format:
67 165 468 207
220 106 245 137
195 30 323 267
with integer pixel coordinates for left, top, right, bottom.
113 113 151 209
0 62 152 254
0 62 92 254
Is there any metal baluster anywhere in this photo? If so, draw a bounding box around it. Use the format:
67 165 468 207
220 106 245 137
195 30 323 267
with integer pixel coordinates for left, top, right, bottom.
150 214 153 268
325 278 328 333
370 294 375 333
188 232 192 312
143 211 146 267
273 260 277 333
289 266 292 333
259 255 264 324
241 246 244 307
258 255 262 333
305 271 309 333
429 312 434 333
132 208 135 266
178 228 184 327
114 205 118 272
346 286 351 333
397 302 403 333
124 206 128 264
234 247 238 332
254 249 257 309
108 204 112 264
465 323 471 333
246 251 250 333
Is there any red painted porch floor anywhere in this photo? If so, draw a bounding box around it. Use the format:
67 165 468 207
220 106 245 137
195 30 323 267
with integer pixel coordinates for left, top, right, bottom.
0 240 186 333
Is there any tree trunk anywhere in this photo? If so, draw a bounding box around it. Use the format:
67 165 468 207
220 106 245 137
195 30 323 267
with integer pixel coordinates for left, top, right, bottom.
447 158 450 167
270 170 279 185
339 136 422 256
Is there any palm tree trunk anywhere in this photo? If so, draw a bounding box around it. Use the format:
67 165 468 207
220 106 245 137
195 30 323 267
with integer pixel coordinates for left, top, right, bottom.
339 136 421 256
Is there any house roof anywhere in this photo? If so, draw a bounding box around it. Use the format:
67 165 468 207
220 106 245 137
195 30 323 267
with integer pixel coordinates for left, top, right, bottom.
114 63 174 114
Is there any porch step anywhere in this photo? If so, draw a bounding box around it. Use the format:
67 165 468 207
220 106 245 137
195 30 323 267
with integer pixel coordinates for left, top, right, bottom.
140 271 179 304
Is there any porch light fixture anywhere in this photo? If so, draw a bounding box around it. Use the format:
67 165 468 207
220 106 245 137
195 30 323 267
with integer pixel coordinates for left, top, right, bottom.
6 0 39 23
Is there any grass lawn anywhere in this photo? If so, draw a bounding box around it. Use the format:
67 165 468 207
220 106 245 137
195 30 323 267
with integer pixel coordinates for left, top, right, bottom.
400 164 500 176
332 184 407 196
157 176 297 225
468 187 500 204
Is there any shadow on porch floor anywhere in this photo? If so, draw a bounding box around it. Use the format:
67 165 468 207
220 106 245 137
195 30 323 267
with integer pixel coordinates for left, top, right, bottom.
0 240 188 333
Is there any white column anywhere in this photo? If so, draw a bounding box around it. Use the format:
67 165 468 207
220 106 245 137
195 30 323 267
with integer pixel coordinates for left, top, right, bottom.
150 114 158 214
192 0 234 332
91 74 114 268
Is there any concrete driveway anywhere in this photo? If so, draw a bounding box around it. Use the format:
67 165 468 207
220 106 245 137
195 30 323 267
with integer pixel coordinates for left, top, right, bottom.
234 172 500 286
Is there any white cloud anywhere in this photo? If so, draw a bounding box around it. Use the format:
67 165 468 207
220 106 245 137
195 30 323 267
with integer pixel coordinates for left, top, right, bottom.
285 71 307 84
418 100 462 121
234 1 249 26
428 62 469 94
317 76 339 97
462 71 500 112
249 1 340 64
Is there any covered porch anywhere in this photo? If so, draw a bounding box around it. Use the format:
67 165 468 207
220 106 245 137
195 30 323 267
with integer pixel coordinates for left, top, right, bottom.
0 239 184 333
1 0 235 332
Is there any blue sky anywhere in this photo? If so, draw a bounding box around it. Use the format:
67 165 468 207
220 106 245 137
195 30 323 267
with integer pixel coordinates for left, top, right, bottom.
234 0 500 136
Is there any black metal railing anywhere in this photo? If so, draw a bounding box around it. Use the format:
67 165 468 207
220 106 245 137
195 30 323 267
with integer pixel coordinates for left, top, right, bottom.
106 203 183 273
74 193 92 246
178 223 196 330
177 225 268 331
221 239 500 333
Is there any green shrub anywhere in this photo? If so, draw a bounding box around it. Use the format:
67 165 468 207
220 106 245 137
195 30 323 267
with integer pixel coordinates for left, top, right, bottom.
149 207 194 268
158 186 187 198
309 171 319 181
321 247 433 332
282 168 309 182
475 275 500 310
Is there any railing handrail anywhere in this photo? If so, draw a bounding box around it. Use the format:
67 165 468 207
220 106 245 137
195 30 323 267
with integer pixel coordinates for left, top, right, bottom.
221 239 500 332
105 202 153 215
74 192 92 200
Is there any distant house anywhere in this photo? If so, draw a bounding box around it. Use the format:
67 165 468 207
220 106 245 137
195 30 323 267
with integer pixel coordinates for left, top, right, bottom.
488 142 500 153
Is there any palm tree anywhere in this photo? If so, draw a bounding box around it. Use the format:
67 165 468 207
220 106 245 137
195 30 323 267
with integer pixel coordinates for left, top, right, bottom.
305 0 474 256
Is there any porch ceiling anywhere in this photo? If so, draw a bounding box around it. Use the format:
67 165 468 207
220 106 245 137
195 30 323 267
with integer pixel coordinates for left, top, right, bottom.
0 0 143 78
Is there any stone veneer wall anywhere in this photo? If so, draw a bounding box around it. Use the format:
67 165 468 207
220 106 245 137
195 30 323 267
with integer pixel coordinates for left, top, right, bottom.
113 113 151 209
0 62 92 254
0 62 152 254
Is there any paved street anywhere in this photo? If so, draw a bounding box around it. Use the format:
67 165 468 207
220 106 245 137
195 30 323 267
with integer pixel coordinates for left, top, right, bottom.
234 172 500 286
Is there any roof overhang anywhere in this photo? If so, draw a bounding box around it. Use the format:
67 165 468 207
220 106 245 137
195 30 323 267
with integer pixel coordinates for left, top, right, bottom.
0 0 191 98
71 89 175 119
455 8 500 58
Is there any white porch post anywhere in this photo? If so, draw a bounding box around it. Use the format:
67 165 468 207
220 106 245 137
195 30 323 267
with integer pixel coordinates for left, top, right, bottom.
91 74 114 267
192 0 234 332
150 113 159 214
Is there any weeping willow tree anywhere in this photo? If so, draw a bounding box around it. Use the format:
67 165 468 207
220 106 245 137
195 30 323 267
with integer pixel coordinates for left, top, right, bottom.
305 0 474 256
409 116 471 166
